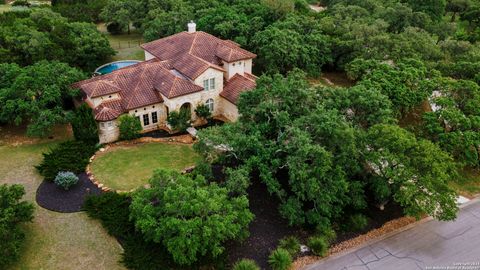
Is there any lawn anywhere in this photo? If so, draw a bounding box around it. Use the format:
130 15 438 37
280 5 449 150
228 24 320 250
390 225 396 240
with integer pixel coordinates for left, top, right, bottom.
90 142 200 191
0 4 11 13
450 168 480 198
97 23 145 61
0 125 126 270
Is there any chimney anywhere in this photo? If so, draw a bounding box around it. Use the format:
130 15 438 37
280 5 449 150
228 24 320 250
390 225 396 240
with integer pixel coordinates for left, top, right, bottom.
187 21 196 33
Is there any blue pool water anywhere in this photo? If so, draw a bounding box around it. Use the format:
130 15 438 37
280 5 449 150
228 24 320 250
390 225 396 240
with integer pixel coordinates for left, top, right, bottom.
94 60 141 75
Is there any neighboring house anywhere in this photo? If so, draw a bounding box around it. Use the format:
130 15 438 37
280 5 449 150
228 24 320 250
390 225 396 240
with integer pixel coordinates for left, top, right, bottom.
73 22 257 144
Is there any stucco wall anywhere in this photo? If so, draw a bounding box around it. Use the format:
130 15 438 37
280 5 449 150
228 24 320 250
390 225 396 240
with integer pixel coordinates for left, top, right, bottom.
144 51 155 61
223 59 252 79
90 93 121 107
98 119 120 144
219 97 239 122
128 102 166 131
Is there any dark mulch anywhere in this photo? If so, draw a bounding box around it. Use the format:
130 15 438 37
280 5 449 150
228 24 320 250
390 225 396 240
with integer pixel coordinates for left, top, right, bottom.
226 180 309 269
225 179 404 269
36 173 103 213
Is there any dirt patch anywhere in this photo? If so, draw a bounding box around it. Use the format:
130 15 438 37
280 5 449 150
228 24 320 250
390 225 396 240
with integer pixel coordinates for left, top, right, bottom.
36 173 103 213
0 124 72 146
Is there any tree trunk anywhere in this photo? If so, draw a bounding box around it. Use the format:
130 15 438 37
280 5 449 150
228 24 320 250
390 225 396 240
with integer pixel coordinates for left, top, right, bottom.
127 24 130 35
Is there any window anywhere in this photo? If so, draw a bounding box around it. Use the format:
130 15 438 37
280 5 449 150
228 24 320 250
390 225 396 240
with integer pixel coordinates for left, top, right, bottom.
107 121 114 130
143 114 149 126
100 122 105 129
210 78 215 90
205 98 214 112
233 63 235 67
203 79 209 91
151 112 158 124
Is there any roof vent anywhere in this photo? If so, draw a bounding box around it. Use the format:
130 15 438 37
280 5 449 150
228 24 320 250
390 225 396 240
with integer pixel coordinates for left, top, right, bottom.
187 21 196 33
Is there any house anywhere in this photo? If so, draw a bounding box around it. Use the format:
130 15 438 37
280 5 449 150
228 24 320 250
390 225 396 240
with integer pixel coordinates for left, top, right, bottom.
73 22 257 144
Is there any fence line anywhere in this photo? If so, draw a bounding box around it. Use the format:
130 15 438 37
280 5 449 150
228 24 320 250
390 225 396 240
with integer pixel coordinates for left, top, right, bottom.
111 40 143 50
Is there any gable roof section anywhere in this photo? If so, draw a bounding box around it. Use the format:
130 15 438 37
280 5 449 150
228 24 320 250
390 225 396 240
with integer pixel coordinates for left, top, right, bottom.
141 31 256 66
220 73 257 105
73 59 203 119
171 53 224 80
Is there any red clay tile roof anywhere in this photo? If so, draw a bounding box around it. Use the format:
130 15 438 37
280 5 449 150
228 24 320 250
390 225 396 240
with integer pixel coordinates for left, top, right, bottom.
221 73 257 105
73 59 202 119
141 31 256 66
171 53 224 80
94 99 123 121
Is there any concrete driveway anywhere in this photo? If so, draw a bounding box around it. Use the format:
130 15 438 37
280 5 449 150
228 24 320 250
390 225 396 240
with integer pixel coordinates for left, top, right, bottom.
305 200 480 270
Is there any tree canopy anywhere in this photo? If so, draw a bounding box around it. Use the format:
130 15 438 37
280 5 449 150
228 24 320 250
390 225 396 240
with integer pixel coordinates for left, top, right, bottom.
0 61 86 137
130 170 254 265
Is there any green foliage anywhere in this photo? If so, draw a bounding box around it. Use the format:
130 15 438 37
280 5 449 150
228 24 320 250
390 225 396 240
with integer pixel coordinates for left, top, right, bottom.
268 248 292 270
52 0 108 22
232 259 261 270
167 108 191 132
316 226 337 243
0 61 86 137
0 184 34 268
54 171 79 190
194 104 212 120
252 14 332 74
101 0 144 34
82 192 177 270
83 192 133 237
12 0 30 6
118 114 142 140
278 236 301 257
36 141 97 181
225 166 251 196
403 0 447 21
0 9 114 70
130 169 254 265
307 236 329 257
347 58 439 114
69 103 99 145
347 213 368 231
365 124 458 220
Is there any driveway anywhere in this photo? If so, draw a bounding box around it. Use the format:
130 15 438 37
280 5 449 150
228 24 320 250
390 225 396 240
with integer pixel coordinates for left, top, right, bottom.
305 200 480 270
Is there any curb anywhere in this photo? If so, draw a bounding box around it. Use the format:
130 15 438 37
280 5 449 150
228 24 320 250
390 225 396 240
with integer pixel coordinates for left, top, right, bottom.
302 197 480 270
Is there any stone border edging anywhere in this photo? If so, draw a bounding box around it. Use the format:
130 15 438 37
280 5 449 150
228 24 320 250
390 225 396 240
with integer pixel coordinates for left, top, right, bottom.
86 136 196 194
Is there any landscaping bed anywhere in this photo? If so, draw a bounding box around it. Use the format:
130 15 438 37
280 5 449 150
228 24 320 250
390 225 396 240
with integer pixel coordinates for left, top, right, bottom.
36 173 102 213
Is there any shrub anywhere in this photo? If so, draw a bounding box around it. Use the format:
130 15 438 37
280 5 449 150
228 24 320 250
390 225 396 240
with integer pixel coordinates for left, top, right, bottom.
268 248 292 270
70 103 99 145
130 170 254 265
0 184 34 268
232 259 260 270
195 104 212 120
36 141 97 181
316 226 337 244
12 0 30 6
118 114 142 140
54 171 79 190
278 236 301 257
308 236 328 257
348 213 369 232
167 108 191 132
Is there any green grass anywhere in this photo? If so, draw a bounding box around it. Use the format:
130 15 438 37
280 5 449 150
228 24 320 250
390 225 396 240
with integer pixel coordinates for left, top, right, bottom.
97 23 145 61
450 168 480 198
90 143 200 191
0 126 126 270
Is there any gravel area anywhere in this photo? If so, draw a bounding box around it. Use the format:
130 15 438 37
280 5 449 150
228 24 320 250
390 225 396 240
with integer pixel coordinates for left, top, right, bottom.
36 173 102 213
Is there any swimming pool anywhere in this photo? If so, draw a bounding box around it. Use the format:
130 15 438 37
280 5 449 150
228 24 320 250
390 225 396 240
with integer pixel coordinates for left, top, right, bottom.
94 60 141 75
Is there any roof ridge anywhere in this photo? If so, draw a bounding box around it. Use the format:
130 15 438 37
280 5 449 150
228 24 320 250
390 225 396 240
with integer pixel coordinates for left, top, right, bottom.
189 32 198 54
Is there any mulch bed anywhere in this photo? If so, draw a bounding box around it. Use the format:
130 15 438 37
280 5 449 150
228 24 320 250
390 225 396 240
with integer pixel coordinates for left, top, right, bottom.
36 173 103 213
226 180 309 269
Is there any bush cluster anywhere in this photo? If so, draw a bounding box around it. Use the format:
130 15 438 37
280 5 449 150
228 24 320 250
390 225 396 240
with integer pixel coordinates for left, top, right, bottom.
308 236 329 257
70 103 99 145
232 259 260 270
118 114 142 141
36 141 97 181
348 213 369 232
268 248 292 270
0 184 34 268
278 236 301 257
54 171 79 190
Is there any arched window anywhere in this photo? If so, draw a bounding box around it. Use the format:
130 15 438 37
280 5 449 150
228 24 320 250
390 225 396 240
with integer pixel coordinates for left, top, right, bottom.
205 98 214 112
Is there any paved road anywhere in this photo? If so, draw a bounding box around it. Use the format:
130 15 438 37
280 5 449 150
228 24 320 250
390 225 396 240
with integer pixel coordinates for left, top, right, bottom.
305 200 480 270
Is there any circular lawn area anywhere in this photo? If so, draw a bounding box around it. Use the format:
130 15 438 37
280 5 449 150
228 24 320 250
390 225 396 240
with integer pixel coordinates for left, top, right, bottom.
90 142 200 191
